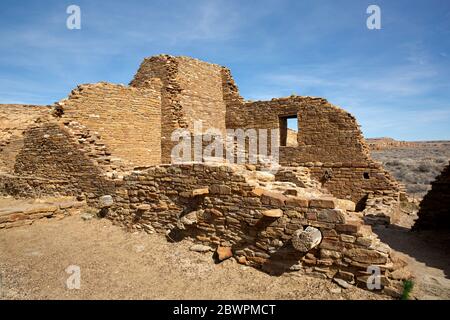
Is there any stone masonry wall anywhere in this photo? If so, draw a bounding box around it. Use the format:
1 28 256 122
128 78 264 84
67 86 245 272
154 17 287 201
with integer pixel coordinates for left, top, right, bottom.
226 96 401 207
58 82 162 168
0 197 86 229
414 162 450 231
13 121 114 199
131 55 231 162
107 163 407 295
308 165 400 214
0 104 51 173
176 57 227 133
221 67 244 126
227 96 371 163
131 55 188 163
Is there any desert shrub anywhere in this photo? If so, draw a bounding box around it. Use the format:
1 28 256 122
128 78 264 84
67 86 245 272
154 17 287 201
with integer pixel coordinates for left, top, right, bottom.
401 280 414 300
385 160 401 167
416 163 431 173
407 183 430 195
371 145 450 199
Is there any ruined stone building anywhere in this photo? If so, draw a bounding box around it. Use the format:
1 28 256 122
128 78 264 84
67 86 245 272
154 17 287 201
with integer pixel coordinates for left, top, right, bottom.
0 55 410 296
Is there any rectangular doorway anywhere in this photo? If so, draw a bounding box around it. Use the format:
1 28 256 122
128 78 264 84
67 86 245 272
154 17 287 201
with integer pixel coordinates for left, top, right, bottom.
279 115 298 147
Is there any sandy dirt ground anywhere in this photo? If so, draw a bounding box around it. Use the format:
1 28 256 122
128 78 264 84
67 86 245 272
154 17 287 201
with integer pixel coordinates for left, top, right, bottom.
373 224 450 300
0 215 389 300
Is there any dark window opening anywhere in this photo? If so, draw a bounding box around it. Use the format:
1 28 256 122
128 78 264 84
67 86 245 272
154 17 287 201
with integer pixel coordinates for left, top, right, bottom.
279 115 298 147
363 172 370 179
356 194 369 212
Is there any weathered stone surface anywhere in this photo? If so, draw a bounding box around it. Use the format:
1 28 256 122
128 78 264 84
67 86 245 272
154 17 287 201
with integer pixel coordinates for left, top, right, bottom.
336 221 361 234
340 234 356 243
262 209 283 218
180 211 199 225
356 236 373 247
333 278 351 289
210 185 231 195
254 171 275 182
317 209 345 223
216 246 233 261
189 244 212 253
309 198 336 209
335 199 356 212
81 213 94 221
383 285 403 298
192 188 209 196
292 226 322 252
137 204 151 211
237 256 248 265
390 268 413 281
344 248 388 264
99 195 114 207
320 249 341 259
250 187 265 197
335 270 355 283
209 208 223 217
285 197 309 208
261 191 287 206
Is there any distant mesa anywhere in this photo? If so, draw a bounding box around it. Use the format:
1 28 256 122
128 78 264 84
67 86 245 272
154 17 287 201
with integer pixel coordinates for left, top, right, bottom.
366 137 416 150
367 137 450 151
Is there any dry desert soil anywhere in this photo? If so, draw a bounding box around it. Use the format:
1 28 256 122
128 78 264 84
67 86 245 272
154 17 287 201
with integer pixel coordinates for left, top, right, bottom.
0 214 388 300
1 211 449 300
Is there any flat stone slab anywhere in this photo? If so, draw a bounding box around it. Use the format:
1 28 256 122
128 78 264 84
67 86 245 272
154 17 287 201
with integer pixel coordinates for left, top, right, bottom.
0 197 86 227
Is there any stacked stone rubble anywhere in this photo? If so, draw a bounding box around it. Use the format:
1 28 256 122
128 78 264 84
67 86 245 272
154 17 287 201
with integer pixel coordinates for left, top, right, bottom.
106 162 406 294
13 120 114 199
0 104 51 173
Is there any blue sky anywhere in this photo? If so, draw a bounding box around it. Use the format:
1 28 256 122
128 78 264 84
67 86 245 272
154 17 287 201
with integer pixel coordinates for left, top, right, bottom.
1 0 449 140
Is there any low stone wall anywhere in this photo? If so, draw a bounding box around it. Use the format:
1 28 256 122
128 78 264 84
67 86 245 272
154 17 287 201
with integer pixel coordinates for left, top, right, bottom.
107 163 407 295
363 192 402 225
0 173 71 198
306 164 400 210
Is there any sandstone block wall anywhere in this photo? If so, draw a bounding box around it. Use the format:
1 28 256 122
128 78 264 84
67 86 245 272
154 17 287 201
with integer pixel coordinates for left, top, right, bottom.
226 96 401 207
227 96 371 163
131 55 232 162
58 82 162 168
176 57 227 133
0 173 70 198
414 162 450 230
0 104 51 173
307 165 400 211
13 121 114 199
107 163 405 294
131 55 187 163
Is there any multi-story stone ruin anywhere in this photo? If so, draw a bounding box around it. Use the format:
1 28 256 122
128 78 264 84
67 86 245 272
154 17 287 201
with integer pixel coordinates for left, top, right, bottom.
0 55 410 296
